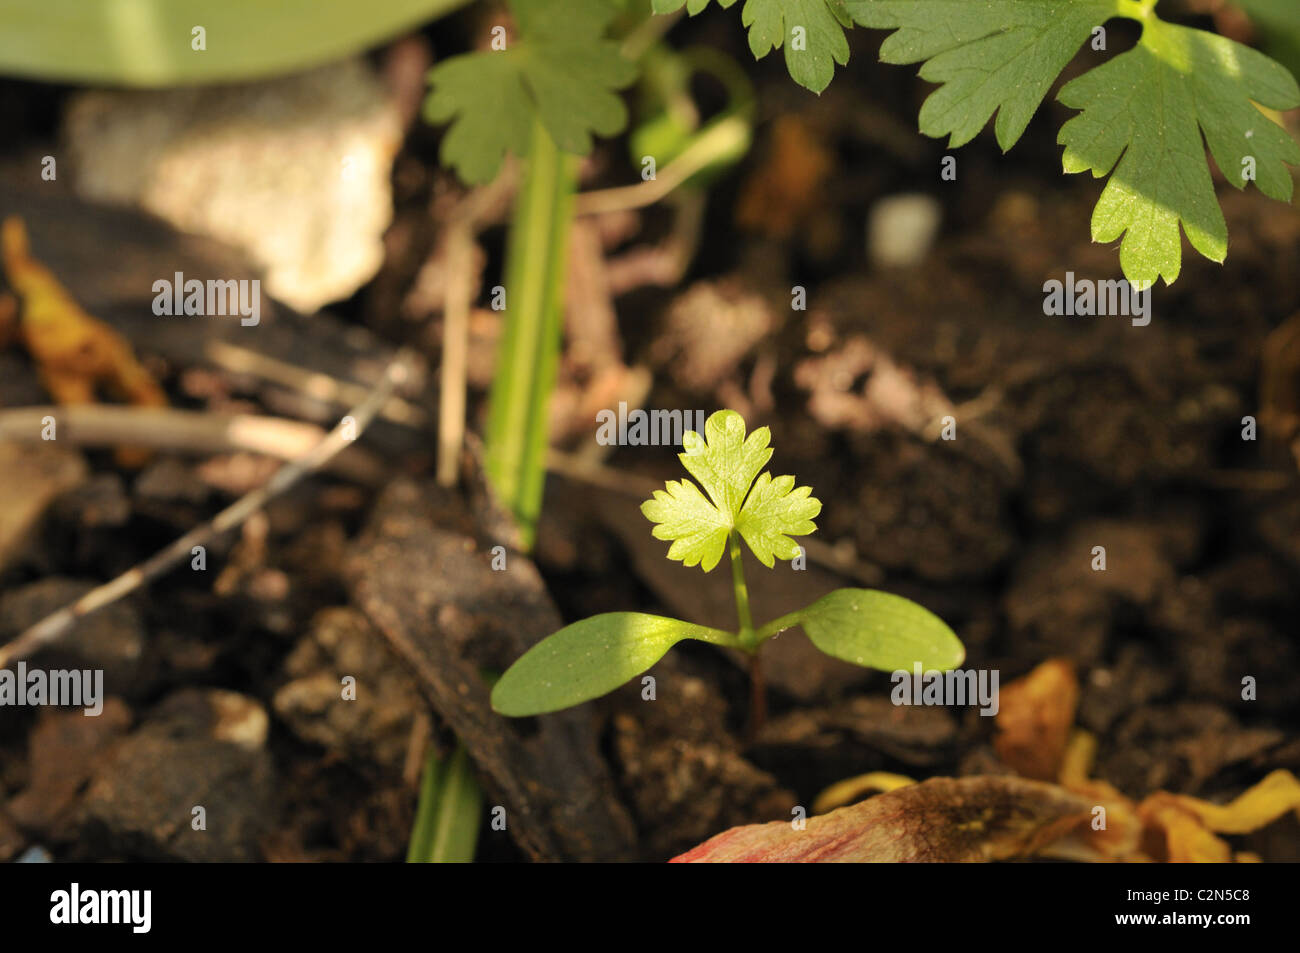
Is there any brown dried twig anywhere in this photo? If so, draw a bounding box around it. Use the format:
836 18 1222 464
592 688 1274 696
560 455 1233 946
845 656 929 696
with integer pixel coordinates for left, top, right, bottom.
0 348 419 670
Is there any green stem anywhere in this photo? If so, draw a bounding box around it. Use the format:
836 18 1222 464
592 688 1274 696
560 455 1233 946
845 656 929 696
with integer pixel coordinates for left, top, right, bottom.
729 531 755 650
485 117 577 550
754 608 804 645
406 745 442 862
747 647 767 740
728 532 767 735
1114 0 1157 20
406 742 483 863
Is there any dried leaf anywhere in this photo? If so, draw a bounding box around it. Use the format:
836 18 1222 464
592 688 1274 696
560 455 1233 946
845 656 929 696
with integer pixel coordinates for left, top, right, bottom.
2 219 165 402
735 116 834 238
2 217 166 465
672 775 1089 862
1054 733 1300 862
1153 770 1300 836
1137 794 1234 863
995 658 1079 780
812 771 915 815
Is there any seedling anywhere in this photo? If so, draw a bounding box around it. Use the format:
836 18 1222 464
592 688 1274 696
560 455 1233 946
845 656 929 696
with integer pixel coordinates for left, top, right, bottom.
491 410 965 718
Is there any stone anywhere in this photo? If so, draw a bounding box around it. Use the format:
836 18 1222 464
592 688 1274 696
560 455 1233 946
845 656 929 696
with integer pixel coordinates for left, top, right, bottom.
64 59 401 312
868 193 943 269
79 689 275 862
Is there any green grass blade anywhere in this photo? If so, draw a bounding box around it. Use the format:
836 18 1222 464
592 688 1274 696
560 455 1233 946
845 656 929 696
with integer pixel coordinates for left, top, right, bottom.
406 743 483 863
484 116 577 549
405 747 444 863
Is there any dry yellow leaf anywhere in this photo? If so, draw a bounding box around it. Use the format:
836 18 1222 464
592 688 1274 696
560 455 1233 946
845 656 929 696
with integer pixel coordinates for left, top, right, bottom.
995 658 1079 780
1162 770 1300 836
812 771 915 815
1137 794 1234 863
1 216 166 464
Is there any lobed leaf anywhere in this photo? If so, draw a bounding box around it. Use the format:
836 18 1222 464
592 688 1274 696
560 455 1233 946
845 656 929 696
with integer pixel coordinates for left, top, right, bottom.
679 409 772 518
653 0 851 93
491 612 738 715
1058 16 1300 285
641 409 820 571
848 0 1112 150
735 472 821 567
641 478 732 571
425 0 636 184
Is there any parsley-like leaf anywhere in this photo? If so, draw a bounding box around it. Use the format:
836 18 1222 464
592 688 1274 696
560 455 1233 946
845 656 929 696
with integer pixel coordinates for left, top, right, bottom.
652 0 852 93
849 0 1300 285
1058 17 1300 285
641 478 732 571
641 409 821 571
847 0 1112 149
424 0 636 184
679 409 772 517
736 472 822 567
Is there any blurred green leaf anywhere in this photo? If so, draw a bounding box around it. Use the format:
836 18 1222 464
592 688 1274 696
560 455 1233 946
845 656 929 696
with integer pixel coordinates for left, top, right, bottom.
425 0 636 184
653 0 851 93
0 0 471 86
1234 0 1300 79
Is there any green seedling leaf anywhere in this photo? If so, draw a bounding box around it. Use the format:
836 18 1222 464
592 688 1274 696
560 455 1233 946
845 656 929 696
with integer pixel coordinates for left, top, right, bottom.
425 0 636 184
1057 16 1300 286
847 0 1112 149
652 0 851 93
788 588 965 671
641 409 821 571
736 472 822 567
641 478 732 570
680 409 772 517
491 613 739 715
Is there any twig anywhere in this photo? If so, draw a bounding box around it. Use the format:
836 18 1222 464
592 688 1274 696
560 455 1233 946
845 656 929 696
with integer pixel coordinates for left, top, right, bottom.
437 220 474 486
205 340 426 428
0 349 418 670
0 405 386 484
433 171 519 487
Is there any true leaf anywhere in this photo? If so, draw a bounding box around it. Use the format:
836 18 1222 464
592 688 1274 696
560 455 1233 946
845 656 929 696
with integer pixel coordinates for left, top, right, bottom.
491 613 739 716
679 409 772 518
641 409 821 571
736 472 821 567
652 0 851 93
425 0 636 184
641 478 732 571
789 588 965 671
1057 16 1300 285
847 0 1112 150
